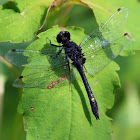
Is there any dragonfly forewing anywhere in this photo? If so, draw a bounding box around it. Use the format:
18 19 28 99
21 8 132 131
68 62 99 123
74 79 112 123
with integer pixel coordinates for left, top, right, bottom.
80 7 131 74
5 48 67 69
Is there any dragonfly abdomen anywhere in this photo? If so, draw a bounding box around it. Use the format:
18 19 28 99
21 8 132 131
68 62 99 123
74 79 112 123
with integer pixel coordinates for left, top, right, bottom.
75 62 99 120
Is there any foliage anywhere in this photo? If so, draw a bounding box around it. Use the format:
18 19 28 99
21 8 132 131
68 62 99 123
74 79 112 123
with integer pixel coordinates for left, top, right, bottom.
0 0 140 140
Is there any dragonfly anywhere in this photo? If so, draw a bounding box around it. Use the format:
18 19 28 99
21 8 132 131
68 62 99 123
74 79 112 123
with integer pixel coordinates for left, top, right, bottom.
5 7 132 120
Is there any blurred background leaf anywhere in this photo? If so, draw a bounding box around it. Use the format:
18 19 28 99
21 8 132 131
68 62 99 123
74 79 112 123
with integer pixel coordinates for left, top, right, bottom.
0 0 54 42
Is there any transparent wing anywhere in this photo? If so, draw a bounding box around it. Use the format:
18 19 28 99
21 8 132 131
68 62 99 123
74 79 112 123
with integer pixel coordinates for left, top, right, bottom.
12 62 80 88
80 7 131 74
12 63 69 88
5 7 132 88
84 34 131 74
4 48 67 69
5 48 80 88
81 7 128 45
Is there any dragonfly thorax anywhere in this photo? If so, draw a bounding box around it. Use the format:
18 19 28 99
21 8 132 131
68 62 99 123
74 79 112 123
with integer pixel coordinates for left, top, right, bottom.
63 41 86 65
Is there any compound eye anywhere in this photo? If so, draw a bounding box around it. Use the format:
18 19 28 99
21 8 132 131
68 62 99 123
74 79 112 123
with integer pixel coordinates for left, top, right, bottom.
64 31 70 40
57 32 63 43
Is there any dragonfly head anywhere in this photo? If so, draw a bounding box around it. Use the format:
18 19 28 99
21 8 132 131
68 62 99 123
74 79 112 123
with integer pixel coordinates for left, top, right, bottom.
57 31 70 44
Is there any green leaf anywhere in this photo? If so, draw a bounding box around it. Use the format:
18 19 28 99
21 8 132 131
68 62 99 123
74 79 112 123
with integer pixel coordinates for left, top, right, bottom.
0 0 6 5
0 0 54 42
17 26 123 140
1 0 139 139
0 61 25 140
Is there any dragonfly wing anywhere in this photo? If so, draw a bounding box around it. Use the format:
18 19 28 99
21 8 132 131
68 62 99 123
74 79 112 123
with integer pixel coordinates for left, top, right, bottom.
80 7 131 74
11 50 80 88
12 61 72 88
4 48 67 69
5 48 81 88
5 49 28 67
83 34 131 74
80 7 128 46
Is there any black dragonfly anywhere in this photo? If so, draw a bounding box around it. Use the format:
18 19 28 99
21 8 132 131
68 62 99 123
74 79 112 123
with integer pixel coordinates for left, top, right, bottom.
5 7 132 120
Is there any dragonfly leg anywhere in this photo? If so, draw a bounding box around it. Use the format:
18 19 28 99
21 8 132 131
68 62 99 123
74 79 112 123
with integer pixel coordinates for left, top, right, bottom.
42 37 64 59
42 37 63 59
65 55 72 90
54 48 63 59
41 47 63 59
46 37 62 47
